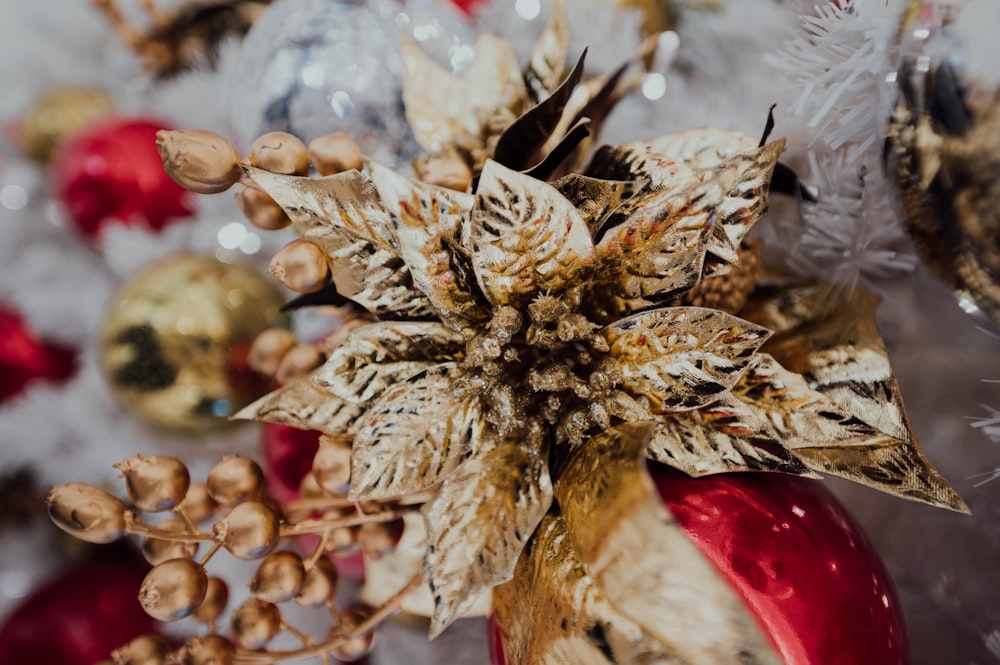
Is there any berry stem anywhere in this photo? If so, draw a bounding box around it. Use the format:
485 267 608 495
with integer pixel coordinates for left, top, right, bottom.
125 512 215 542
279 506 418 537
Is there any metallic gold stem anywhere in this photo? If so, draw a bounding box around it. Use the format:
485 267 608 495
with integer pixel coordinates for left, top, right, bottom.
126 512 215 542
279 506 416 537
199 541 223 567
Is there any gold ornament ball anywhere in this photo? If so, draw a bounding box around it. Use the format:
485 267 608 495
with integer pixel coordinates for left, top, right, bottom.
99 255 286 432
20 87 114 163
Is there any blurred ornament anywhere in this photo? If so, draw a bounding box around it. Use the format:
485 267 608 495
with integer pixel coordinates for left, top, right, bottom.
52 117 195 242
885 0 1000 324
226 0 473 166
0 553 157 665
18 86 114 163
0 305 77 405
610 0 673 36
446 0 486 15
98 254 285 431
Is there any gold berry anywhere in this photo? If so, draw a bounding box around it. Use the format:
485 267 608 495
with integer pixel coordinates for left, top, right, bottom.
179 482 218 523
269 239 331 294
330 611 375 662
415 155 473 192
156 129 242 194
206 455 264 507
234 185 292 230
247 328 297 377
213 500 280 560
193 576 229 625
115 454 190 512
111 635 170 665
357 519 404 559
141 517 199 565
139 558 208 621
294 558 339 608
308 132 364 176
250 131 310 175
275 344 325 385
312 437 352 496
47 482 128 544
250 550 306 603
181 634 234 665
231 598 282 650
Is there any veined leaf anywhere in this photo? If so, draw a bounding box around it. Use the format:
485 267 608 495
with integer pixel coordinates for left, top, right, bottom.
550 174 644 236
350 363 486 501
602 307 770 412
241 166 435 319
524 0 569 102
556 422 781 665
232 374 362 436
424 442 552 638
471 160 596 309
493 513 682 665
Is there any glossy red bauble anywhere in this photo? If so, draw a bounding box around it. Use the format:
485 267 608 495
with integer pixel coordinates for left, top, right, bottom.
447 0 487 14
0 553 157 665
51 117 194 241
491 467 908 665
0 305 77 405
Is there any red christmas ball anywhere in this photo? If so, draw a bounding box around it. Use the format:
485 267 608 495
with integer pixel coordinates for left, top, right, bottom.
0 552 158 665
0 305 77 405
51 117 194 241
447 0 487 14
491 467 908 664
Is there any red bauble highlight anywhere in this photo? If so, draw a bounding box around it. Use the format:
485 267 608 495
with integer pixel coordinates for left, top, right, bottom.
51 117 194 241
652 467 909 665
0 554 157 665
0 305 77 404
491 467 908 664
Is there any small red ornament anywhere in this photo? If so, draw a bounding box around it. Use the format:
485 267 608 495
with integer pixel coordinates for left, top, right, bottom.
51 117 194 241
0 305 77 405
446 0 487 15
0 552 158 665
490 467 908 664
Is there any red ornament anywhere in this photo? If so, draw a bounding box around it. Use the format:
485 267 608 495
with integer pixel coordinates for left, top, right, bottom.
490 467 908 664
446 0 487 14
0 552 158 665
51 117 194 241
0 305 77 405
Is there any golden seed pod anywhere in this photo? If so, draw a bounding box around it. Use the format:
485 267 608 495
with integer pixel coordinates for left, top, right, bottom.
308 132 364 176
357 519 404 560
139 558 208 622
234 185 292 230
415 156 473 192
179 483 218 523
250 550 306 603
247 328 297 377
250 131 310 175
231 598 282 650
156 129 242 194
329 525 359 553
294 558 338 608
330 611 375 662
206 455 264 507
115 454 190 512
47 482 128 544
312 437 352 496
141 517 199 565
298 471 326 500
213 500 280 560
111 635 170 665
193 576 229 625
181 634 235 665
269 239 331 294
275 344 325 386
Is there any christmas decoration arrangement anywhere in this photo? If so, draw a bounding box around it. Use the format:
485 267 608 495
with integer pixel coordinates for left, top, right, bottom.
2 0 1000 663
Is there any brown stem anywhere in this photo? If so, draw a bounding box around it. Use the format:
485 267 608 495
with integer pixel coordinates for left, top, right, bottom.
126 512 214 542
198 542 223 567
279 506 417 538
281 495 356 516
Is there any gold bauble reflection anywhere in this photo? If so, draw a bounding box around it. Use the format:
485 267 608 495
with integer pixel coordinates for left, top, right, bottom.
21 87 114 163
99 254 286 432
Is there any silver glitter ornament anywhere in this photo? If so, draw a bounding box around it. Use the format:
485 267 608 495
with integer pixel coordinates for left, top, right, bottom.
226 0 474 168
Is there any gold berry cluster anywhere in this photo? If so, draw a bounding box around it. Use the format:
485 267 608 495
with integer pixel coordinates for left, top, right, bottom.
47 453 420 665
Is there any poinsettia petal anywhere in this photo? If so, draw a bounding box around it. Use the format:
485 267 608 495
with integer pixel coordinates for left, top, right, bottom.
350 363 487 501
550 173 644 236
232 373 362 436
241 165 435 319
556 422 781 665
523 0 569 102
471 160 596 309
601 307 771 412
314 321 466 405
648 393 816 477
493 512 680 665
366 162 489 323
424 441 552 638
732 354 968 512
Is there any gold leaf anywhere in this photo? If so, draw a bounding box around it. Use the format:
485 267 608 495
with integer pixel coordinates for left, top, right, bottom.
423 442 552 638
493 513 682 665
350 363 487 501
732 354 967 511
232 374 362 435
314 321 466 405
648 393 815 477
550 173 644 236
556 422 781 665
471 160 596 309
241 166 436 319
524 0 569 102
624 128 760 171
401 33 526 155
366 162 488 323
602 307 771 412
